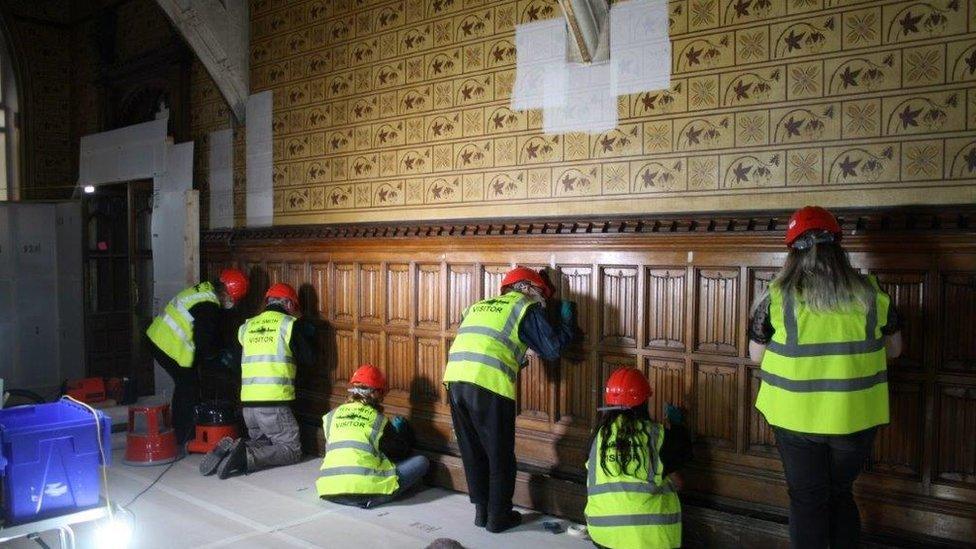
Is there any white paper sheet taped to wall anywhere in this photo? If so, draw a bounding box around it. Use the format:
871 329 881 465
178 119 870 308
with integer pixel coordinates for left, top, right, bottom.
543 62 618 134
610 0 671 95
511 0 671 134
246 91 274 227
208 128 234 229
512 18 569 111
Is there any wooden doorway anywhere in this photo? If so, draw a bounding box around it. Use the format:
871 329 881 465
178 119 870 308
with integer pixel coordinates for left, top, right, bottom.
83 180 155 395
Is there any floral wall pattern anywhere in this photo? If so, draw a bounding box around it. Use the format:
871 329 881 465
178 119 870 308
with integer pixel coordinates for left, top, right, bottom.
191 0 976 226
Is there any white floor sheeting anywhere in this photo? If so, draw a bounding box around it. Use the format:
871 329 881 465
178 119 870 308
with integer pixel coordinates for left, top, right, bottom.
4 433 593 549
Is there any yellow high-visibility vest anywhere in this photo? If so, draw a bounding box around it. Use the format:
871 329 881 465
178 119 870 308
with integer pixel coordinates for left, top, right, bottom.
443 292 533 400
146 282 220 367
316 402 398 497
755 277 890 434
238 310 296 402
585 417 681 549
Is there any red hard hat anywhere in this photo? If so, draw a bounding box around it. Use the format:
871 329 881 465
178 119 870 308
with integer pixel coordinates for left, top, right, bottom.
785 206 842 247
350 364 387 393
219 268 249 303
604 367 652 408
500 266 553 298
265 283 299 305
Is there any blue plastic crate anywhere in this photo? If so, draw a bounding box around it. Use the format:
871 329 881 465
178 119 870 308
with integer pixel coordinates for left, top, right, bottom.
0 399 112 524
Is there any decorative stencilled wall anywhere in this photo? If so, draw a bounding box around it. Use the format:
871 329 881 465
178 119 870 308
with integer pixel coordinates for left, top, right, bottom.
192 0 976 226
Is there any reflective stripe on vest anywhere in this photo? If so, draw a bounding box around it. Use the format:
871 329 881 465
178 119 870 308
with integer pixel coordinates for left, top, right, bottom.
238 311 296 402
316 402 398 497
442 292 532 400
585 418 682 549
755 277 890 435
145 282 220 367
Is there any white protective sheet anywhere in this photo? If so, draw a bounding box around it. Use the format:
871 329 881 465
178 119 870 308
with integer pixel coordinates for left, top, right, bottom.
246 91 274 227
610 0 671 95
208 128 234 229
542 61 618 134
512 18 569 111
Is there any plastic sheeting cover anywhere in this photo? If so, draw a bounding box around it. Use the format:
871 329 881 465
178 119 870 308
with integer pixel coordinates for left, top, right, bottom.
246 91 274 227
208 128 234 229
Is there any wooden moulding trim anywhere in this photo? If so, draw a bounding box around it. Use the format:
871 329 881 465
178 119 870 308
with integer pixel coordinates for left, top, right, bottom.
201 206 976 246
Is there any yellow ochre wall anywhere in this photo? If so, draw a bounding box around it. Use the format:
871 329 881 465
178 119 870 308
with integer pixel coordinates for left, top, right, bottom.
191 0 976 226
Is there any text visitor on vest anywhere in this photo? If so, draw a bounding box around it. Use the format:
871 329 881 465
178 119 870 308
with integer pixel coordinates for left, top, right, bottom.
316 364 430 507
199 282 318 479
748 206 903 549
586 367 692 549
443 266 584 533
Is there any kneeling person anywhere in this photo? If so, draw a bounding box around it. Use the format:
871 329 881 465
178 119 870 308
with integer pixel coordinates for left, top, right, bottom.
317 364 429 508
201 283 315 478
586 367 692 549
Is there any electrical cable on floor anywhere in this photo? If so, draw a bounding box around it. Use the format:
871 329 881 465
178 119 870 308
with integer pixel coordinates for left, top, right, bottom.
124 455 184 508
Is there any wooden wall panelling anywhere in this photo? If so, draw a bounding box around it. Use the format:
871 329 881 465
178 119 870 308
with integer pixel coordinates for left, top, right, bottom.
201 210 976 546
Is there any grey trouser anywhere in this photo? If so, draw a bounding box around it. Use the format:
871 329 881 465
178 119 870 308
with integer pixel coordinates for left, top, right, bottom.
242 406 302 472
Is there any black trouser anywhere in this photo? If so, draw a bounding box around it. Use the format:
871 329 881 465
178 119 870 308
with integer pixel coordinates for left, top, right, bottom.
147 340 199 445
774 427 877 549
448 382 517 517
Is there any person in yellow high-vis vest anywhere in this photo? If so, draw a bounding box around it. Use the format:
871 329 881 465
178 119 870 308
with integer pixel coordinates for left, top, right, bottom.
586 367 692 549
200 283 317 479
749 206 903 549
145 268 249 444
443 266 582 533
316 364 429 508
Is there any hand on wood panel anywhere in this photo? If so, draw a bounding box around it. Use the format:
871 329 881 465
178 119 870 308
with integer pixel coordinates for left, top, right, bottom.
885 332 903 359
666 472 684 492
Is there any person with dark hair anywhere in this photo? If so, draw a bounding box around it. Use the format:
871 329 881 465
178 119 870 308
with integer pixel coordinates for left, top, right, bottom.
443 266 582 533
201 283 316 479
585 367 691 549
316 364 430 508
749 206 903 549
146 268 249 444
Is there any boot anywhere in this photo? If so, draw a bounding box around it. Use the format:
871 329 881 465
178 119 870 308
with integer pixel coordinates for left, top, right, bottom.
217 440 248 479
485 510 522 533
199 437 236 476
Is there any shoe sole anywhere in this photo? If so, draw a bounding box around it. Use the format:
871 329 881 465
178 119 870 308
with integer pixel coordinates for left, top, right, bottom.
199 439 236 476
217 442 246 479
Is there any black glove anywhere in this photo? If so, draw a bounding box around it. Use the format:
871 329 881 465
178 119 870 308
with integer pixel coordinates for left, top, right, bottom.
216 349 238 370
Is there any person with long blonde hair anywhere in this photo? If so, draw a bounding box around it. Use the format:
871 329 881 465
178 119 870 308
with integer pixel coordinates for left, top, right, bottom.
749 206 903 548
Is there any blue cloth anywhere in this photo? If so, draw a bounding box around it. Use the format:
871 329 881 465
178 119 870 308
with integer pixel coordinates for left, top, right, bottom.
517 303 575 361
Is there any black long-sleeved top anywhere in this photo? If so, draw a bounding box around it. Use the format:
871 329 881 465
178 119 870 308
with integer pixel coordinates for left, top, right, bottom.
659 424 693 477
188 301 223 367
517 302 576 360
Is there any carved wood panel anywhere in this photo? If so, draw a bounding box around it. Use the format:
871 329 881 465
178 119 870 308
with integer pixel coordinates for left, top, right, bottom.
645 268 686 351
870 382 923 478
333 263 356 323
387 263 411 325
646 357 685 424
448 264 475 330
696 269 740 356
359 263 383 324
694 362 738 449
202 210 976 545
600 266 638 348
416 263 442 330
874 270 926 370
559 266 593 344
936 385 976 486
941 273 976 372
